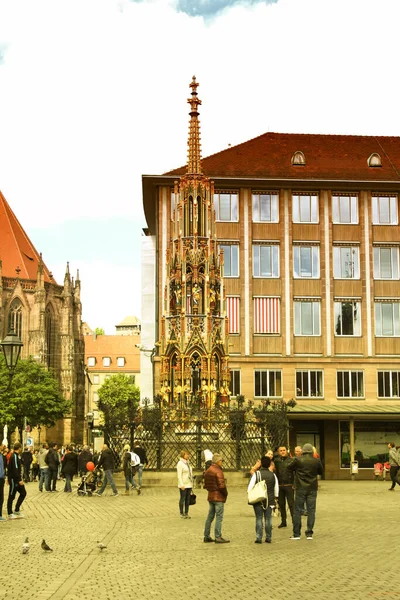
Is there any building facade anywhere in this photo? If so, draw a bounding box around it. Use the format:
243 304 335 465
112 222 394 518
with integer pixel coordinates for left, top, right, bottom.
141 79 400 478
0 191 85 444
84 330 141 446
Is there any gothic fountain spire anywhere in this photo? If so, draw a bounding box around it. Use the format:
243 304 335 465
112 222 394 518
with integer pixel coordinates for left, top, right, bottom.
187 75 202 175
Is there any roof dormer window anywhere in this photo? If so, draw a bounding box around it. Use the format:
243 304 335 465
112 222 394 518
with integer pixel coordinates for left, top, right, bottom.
368 153 382 167
291 151 306 166
87 357 96 367
103 357 111 367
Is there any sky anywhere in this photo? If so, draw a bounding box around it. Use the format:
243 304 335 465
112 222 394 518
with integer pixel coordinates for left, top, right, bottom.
0 0 400 333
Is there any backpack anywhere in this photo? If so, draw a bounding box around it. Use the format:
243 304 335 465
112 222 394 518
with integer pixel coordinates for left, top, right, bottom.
130 452 140 468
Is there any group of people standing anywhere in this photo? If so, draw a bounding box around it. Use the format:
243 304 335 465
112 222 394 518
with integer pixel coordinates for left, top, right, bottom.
176 443 324 544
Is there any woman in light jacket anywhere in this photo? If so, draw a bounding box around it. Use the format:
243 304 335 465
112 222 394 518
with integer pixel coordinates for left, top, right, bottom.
176 450 193 519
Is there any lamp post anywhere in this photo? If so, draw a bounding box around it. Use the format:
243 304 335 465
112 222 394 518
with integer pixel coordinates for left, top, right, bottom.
1 327 23 381
1 327 23 446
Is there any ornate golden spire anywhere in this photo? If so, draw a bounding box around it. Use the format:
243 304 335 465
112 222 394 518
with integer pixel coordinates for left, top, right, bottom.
187 76 202 175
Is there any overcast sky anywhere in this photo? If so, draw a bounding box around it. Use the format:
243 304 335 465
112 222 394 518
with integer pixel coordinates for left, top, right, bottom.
0 0 399 333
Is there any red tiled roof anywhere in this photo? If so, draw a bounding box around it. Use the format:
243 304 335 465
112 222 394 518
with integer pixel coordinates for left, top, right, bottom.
164 132 400 181
84 335 141 372
0 190 54 282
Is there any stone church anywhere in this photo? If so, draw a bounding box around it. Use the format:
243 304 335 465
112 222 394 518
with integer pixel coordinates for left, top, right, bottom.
0 190 85 444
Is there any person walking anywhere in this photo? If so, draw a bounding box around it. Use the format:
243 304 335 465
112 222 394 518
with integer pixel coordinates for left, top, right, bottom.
122 444 139 496
0 444 7 522
288 443 323 540
61 445 78 492
203 453 229 543
7 442 27 519
176 450 193 519
387 442 400 491
95 444 118 496
21 447 33 483
274 446 295 529
78 446 93 476
133 441 147 490
247 456 279 544
37 444 50 492
46 443 60 492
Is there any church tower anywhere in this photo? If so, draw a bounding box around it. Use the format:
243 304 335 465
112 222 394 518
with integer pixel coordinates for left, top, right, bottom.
158 77 230 408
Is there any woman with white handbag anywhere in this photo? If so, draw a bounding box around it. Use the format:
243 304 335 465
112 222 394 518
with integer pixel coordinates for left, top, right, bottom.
247 456 279 544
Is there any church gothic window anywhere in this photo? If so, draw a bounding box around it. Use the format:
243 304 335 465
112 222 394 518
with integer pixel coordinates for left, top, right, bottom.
8 298 23 339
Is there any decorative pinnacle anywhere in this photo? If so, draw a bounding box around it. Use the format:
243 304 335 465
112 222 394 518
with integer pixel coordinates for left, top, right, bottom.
187 75 202 175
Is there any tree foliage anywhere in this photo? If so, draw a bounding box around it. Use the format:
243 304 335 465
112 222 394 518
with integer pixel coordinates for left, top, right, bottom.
94 327 105 335
97 374 140 432
0 356 71 430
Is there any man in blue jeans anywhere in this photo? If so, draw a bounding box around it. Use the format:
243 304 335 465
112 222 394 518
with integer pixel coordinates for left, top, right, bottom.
95 444 119 497
288 443 323 540
203 453 229 544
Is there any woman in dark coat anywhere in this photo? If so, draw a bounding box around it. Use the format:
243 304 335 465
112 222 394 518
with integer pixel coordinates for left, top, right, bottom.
61 445 78 492
78 446 93 475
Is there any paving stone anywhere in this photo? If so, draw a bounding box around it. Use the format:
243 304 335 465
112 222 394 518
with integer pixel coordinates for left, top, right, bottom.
0 479 398 599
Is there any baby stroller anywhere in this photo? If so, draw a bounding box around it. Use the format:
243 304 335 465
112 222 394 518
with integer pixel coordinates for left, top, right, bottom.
77 468 102 496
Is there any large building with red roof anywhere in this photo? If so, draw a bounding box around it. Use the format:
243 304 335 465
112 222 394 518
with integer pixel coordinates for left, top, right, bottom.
141 79 400 479
0 190 85 444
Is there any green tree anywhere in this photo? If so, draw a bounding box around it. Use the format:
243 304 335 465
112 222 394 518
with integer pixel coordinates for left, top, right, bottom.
0 356 71 434
94 327 105 335
97 374 140 432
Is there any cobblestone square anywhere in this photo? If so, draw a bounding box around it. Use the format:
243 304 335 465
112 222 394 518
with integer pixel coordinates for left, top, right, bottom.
0 478 398 600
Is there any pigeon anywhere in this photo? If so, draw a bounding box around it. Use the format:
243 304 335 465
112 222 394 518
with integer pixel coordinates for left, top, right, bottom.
22 537 30 554
41 539 53 552
97 541 107 551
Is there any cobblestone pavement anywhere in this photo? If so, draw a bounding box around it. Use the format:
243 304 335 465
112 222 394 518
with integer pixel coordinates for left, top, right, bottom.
0 477 399 600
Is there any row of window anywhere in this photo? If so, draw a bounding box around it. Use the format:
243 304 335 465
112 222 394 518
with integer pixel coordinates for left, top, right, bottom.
87 357 126 367
226 297 400 336
230 369 400 399
221 243 400 280
213 193 399 225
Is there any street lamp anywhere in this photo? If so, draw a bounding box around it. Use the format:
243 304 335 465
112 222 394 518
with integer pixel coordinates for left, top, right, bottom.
1 327 23 380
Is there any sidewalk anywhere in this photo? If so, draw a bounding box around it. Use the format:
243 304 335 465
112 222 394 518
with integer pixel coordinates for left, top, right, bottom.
0 479 398 600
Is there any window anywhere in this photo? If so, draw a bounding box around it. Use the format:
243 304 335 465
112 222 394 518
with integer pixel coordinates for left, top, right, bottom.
226 297 240 334
117 357 125 367
252 193 278 222
253 245 279 278
93 375 100 384
93 392 99 404
254 370 282 397
214 193 238 222
103 357 111 367
373 247 399 279
104 374 110 380
372 196 398 225
291 151 306 166
8 298 23 339
332 196 358 224
378 371 400 398
219 244 239 277
292 195 319 223
87 357 96 367
293 246 320 278
334 302 361 336
230 370 241 397
375 302 400 337
294 301 320 336
337 371 364 398
296 370 323 398
333 246 360 279
254 298 280 334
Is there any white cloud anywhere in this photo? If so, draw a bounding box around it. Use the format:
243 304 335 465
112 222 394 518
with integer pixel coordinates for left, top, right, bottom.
1 0 400 325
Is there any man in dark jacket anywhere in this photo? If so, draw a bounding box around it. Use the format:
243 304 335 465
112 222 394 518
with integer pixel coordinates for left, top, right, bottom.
7 442 27 519
46 443 60 492
287 443 323 540
21 447 33 482
0 444 7 521
274 446 294 529
78 446 93 476
203 453 229 543
61 445 78 492
95 444 118 496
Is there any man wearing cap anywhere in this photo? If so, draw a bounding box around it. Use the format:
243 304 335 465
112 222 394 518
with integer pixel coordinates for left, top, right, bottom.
287 443 323 540
203 454 230 544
